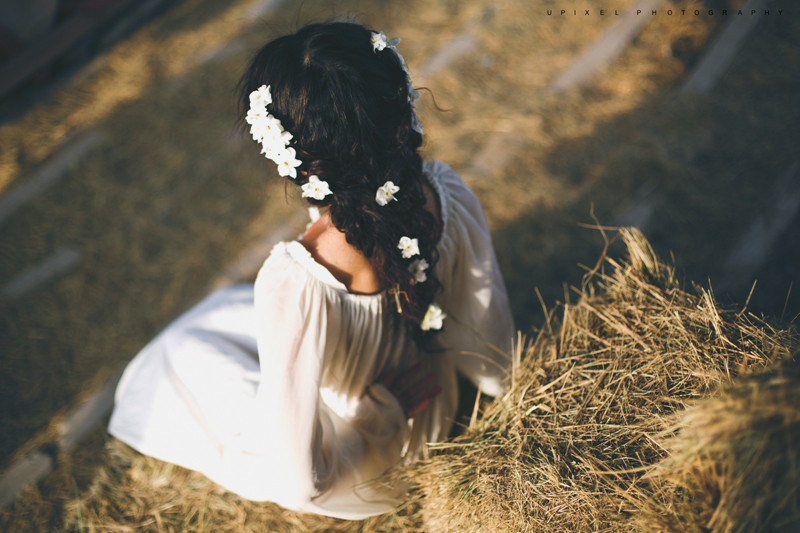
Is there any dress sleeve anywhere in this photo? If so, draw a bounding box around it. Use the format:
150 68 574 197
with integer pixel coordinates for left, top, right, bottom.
227 244 407 519
427 161 516 397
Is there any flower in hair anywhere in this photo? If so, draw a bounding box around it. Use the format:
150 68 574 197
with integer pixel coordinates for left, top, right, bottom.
249 84 272 108
371 32 424 135
274 147 302 179
376 181 400 206
245 106 268 131
371 31 400 52
421 303 446 331
259 129 292 158
301 175 332 200
397 236 419 259
251 114 287 141
247 85 302 178
409 258 429 284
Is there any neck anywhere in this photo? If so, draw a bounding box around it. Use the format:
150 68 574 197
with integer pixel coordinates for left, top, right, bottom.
300 211 383 295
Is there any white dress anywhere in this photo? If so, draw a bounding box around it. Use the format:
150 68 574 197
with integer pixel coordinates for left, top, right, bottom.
108 161 515 519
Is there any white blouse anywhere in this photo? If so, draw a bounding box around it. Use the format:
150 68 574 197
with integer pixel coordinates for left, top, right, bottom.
108 161 515 519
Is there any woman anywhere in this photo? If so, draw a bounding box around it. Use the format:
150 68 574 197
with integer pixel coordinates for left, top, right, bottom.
109 22 514 520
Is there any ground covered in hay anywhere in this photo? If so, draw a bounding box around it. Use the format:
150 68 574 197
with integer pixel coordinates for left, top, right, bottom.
5 229 796 532
1 0 799 530
2 0 799 470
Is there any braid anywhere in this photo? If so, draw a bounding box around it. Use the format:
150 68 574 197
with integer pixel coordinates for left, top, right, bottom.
240 22 443 336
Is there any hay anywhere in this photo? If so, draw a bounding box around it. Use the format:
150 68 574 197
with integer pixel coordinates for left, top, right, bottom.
405 228 797 532
64 438 422 532
639 361 800 533
22 228 795 531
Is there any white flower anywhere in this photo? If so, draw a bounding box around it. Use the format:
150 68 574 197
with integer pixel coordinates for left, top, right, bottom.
245 105 267 126
301 175 333 200
250 123 267 143
262 115 286 137
371 32 387 51
249 85 272 108
371 31 400 52
274 147 302 179
397 236 419 258
259 141 278 159
251 119 278 145
259 137 281 159
376 181 400 206
421 303 446 331
409 258 429 284
246 84 304 178
251 113 285 143
260 130 293 159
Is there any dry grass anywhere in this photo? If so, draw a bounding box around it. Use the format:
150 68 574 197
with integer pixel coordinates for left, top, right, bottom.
10 228 790 532
7 0 794 465
1 0 799 528
639 362 800 533
402 228 798 532
61 439 421 532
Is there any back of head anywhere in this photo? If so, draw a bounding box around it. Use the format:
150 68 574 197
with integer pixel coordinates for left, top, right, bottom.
241 22 442 336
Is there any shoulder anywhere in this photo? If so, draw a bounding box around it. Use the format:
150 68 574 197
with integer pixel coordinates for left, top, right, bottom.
256 241 345 293
300 212 382 295
423 160 474 200
423 160 461 182
423 160 485 222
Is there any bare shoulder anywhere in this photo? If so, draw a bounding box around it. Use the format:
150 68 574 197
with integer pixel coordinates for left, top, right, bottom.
300 211 382 295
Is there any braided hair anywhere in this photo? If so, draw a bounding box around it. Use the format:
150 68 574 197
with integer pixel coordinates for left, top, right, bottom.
240 22 442 336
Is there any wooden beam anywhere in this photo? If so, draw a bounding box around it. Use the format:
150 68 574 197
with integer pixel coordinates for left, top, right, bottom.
551 0 664 92
0 0 150 103
680 0 766 95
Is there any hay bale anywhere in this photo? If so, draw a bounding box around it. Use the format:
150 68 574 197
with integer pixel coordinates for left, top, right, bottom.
639 361 800 533
406 228 796 532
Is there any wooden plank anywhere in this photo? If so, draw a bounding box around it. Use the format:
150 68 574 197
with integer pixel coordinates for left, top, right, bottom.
0 452 53 510
0 0 148 102
613 186 661 232
1 247 82 303
680 0 766 95
246 0 289 20
193 39 247 67
550 0 664 92
724 163 800 278
0 15 96 101
417 5 497 79
419 34 479 79
467 132 526 179
0 134 102 227
208 210 307 290
94 0 171 51
0 370 122 510
58 370 123 452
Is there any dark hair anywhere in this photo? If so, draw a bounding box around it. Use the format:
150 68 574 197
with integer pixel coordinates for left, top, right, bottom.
240 22 442 335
